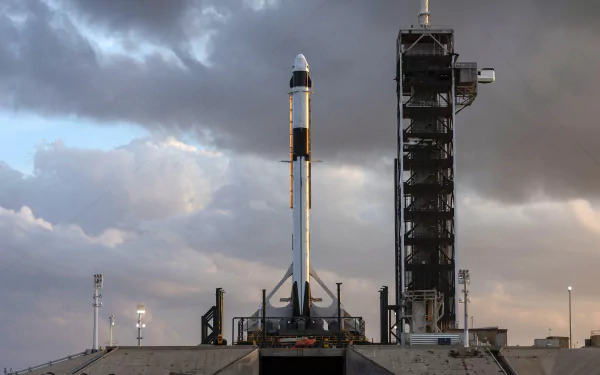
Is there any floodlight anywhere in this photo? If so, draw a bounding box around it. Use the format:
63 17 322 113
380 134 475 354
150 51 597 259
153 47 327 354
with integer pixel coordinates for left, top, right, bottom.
568 286 572 291
94 274 103 288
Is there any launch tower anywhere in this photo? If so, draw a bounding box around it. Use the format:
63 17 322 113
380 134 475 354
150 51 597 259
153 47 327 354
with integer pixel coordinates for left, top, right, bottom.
394 0 494 341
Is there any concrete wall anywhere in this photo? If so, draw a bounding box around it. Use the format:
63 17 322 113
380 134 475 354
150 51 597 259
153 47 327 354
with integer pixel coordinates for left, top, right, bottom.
534 339 560 347
214 348 258 375
18 351 106 375
37 345 600 375
346 349 393 375
502 347 600 375
446 328 508 346
496 331 508 347
75 346 255 375
352 345 503 375
501 348 556 375
547 336 569 348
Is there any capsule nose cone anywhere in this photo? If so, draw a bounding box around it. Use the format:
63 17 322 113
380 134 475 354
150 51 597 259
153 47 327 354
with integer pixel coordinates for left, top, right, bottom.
293 54 309 72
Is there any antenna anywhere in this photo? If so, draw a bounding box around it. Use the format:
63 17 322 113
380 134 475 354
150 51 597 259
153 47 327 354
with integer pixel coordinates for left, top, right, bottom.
418 0 430 27
92 274 103 351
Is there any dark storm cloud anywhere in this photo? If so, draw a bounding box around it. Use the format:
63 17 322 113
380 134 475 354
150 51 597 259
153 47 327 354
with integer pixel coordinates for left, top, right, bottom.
66 0 193 43
531 0 600 31
2 0 600 204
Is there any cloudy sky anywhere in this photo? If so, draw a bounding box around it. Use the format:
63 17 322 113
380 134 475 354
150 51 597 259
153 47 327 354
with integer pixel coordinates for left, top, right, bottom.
1 0 600 369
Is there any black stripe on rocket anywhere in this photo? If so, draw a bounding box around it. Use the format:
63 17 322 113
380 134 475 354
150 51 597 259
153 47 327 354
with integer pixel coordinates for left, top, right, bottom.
289 71 312 89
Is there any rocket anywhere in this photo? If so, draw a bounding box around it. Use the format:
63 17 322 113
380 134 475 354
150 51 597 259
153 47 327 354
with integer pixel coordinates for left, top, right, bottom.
247 54 359 335
289 53 312 315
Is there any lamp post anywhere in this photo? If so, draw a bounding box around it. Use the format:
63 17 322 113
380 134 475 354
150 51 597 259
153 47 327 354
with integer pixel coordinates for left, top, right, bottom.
458 269 470 347
337 283 342 347
568 286 572 349
109 314 115 346
136 303 146 347
92 274 103 351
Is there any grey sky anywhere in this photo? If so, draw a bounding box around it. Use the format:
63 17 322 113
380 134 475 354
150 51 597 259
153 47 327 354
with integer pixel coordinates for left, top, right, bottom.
1 0 600 369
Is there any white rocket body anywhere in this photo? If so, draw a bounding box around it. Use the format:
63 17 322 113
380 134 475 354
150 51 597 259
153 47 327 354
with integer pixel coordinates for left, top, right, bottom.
290 54 312 310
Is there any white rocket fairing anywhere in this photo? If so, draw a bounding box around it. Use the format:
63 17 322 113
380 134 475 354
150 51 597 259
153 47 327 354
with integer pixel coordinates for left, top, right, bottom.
289 54 312 311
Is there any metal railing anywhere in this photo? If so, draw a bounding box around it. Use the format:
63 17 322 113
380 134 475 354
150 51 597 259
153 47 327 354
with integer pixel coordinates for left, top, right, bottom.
231 316 366 345
5 351 89 375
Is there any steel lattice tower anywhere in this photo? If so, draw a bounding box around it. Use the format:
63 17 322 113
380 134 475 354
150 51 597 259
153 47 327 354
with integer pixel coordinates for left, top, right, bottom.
394 2 492 340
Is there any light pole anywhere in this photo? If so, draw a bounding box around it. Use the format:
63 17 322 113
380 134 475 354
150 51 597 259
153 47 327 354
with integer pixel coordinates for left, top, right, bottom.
568 286 572 349
458 269 470 347
109 314 115 346
136 303 146 347
93 274 103 351
336 283 342 347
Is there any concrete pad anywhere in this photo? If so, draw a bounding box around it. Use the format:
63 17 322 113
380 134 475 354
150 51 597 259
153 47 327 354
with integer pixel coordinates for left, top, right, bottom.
353 345 503 374
73 346 255 375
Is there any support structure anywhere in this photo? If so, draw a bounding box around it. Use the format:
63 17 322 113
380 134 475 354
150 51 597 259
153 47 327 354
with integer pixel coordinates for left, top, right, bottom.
379 286 389 344
458 269 470 347
92 274 103 351
262 289 267 344
401 290 444 335
394 1 493 344
136 303 146 347
201 288 224 345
